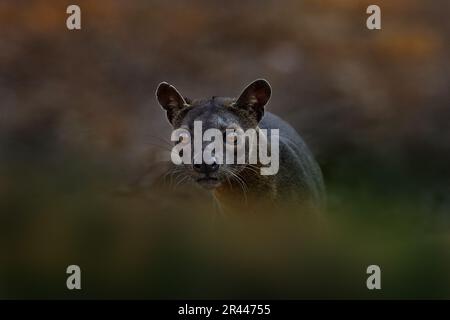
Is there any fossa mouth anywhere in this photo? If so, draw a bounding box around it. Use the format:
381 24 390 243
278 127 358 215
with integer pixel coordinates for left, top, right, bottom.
196 177 221 189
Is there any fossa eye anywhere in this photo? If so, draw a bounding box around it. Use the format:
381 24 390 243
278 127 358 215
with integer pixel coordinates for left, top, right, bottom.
178 132 190 144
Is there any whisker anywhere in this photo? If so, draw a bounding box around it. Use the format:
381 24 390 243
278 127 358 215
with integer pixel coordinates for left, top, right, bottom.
174 174 190 188
143 133 173 147
243 165 260 176
226 168 248 204
142 142 174 153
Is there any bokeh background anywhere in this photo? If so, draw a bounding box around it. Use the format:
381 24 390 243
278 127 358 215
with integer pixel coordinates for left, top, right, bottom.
1 0 449 298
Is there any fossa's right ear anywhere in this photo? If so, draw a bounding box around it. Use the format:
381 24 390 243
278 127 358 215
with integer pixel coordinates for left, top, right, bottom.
156 82 189 125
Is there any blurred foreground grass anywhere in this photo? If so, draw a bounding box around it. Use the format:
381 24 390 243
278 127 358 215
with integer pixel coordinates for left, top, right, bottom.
1 148 449 299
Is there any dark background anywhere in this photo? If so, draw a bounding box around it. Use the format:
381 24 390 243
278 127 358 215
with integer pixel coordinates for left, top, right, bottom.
0 0 449 298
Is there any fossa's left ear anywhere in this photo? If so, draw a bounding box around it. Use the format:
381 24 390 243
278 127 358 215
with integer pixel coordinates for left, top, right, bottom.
155 82 189 126
235 79 271 122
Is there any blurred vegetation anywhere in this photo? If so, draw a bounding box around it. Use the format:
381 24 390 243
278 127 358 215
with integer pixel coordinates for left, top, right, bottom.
0 0 449 298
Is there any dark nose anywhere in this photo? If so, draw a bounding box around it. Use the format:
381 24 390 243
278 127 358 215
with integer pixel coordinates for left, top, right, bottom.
193 162 219 174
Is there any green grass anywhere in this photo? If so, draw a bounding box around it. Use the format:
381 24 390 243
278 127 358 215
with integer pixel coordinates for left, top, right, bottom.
1 150 449 299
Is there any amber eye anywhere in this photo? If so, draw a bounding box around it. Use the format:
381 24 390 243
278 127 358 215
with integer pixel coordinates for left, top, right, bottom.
225 132 238 145
178 132 190 144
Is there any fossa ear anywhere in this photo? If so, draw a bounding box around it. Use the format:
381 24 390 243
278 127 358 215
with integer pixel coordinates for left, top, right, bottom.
235 79 271 122
156 82 189 125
